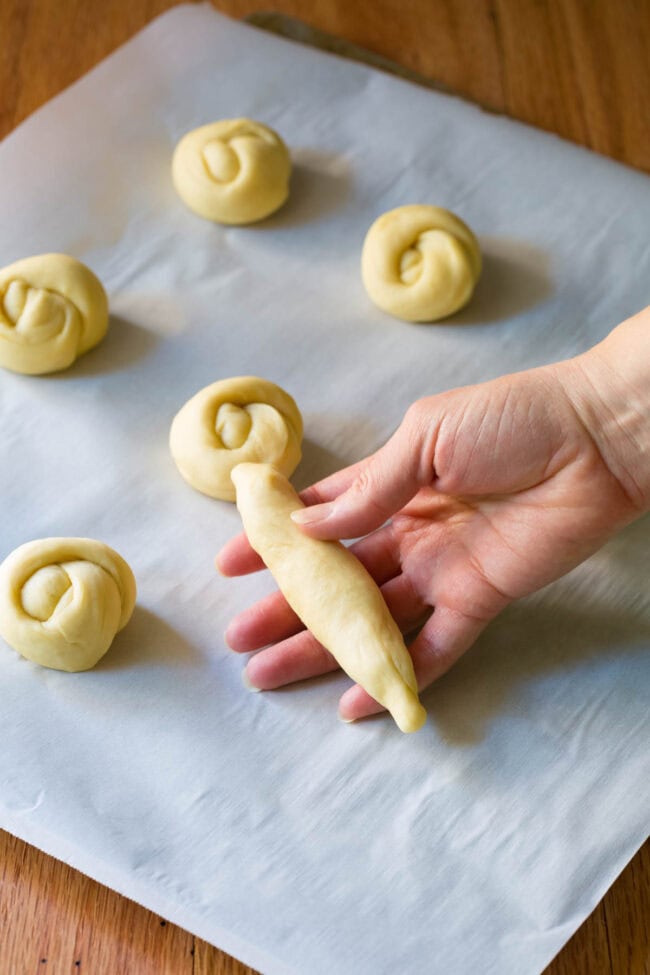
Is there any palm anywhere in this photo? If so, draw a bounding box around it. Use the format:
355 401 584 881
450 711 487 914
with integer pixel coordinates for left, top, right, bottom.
393 473 621 629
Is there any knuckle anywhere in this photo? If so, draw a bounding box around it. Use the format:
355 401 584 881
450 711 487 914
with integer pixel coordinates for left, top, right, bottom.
404 396 437 429
352 467 373 497
404 398 427 429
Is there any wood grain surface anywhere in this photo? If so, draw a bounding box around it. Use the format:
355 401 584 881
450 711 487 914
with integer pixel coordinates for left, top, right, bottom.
0 2 648 973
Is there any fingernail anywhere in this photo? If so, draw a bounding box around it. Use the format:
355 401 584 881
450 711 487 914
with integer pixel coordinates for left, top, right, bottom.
242 667 261 692
291 503 333 525
338 710 355 724
224 624 238 649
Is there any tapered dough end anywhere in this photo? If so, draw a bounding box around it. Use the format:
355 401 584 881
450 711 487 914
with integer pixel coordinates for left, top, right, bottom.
388 692 428 733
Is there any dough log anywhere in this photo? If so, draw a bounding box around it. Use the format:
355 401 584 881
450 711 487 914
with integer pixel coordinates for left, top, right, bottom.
170 376 303 502
361 205 481 322
232 463 426 733
0 538 136 672
172 118 291 224
0 253 108 374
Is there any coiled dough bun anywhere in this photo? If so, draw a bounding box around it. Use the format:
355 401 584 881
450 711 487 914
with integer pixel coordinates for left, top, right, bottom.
361 205 481 322
0 538 136 672
172 119 291 225
0 254 109 374
170 376 303 502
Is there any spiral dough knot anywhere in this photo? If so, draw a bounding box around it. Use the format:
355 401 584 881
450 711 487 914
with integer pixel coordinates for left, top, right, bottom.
0 254 109 375
361 205 481 322
172 119 291 225
0 538 136 672
170 376 303 502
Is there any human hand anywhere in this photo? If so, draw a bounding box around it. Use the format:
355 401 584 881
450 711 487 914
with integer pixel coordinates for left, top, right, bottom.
218 309 650 723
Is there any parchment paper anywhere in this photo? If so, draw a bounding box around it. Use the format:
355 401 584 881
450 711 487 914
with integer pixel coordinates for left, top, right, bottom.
1 6 649 973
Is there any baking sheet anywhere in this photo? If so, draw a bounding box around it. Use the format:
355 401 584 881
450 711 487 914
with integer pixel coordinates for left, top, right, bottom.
1 5 649 973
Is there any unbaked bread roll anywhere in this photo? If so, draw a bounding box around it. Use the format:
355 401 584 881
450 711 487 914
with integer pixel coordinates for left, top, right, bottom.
0 538 136 672
0 254 109 374
170 376 303 502
361 205 481 322
232 463 427 733
172 119 291 224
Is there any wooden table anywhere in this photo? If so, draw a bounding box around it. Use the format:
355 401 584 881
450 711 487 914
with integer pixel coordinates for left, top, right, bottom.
1 2 648 972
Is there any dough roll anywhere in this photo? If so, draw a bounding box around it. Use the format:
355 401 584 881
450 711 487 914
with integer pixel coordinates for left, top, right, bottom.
170 376 303 502
0 538 136 672
232 463 426 733
361 204 481 322
0 253 109 375
172 118 291 225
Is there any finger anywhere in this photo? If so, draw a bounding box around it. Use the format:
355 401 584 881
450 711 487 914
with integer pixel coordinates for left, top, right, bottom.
298 457 368 507
217 461 371 576
216 471 399 578
223 523 404 652
348 523 401 585
380 574 430 633
225 589 302 652
216 531 264 577
244 629 339 690
236 571 429 683
338 604 492 723
216 431 425 576
409 605 491 687
291 405 435 540
227 563 418 658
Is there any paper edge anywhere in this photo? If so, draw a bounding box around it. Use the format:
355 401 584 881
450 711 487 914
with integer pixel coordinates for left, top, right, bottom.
1 808 296 975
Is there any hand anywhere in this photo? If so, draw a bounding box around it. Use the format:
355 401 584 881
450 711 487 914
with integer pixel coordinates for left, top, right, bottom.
218 310 650 723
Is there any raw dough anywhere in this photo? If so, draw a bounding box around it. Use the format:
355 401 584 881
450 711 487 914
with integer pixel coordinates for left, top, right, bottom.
0 253 109 374
172 118 291 224
361 205 481 322
170 376 303 502
0 538 136 672
232 463 427 733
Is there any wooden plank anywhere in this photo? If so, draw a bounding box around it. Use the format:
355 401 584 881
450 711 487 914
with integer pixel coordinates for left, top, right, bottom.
213 0 650 172
543 903 612 975
193 938 260 975
2 1 649 172
0 829 194 974
559 1 650 171
605 839 650 975
493 0 590 148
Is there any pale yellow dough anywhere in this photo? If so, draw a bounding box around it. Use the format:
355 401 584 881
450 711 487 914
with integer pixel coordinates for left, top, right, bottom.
0 538 136 672
170 376 303 502
361 205 481 322
0 254 109 374
172 119 291 224
232 463 427 734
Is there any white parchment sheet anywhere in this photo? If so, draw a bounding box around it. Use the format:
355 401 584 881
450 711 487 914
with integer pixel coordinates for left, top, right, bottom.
1 6 649 973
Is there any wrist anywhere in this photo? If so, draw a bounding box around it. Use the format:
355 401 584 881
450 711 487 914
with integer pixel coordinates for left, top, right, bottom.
553 306 650 514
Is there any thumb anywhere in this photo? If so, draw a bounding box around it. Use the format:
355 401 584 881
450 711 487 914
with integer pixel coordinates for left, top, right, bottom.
291 401 437 539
